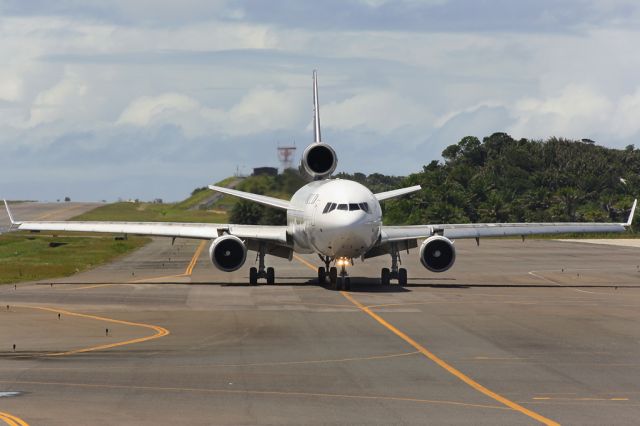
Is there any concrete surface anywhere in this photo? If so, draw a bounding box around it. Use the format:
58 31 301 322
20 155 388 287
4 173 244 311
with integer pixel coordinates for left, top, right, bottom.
1 204 640 425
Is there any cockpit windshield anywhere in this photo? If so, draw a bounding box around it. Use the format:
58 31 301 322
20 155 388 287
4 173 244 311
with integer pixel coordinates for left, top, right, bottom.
322 202 370 214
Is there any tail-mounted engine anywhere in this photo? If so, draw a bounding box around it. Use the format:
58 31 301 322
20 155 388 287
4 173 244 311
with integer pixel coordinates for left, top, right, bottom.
420 236 456 273
209 235 247 272
301 143 338 180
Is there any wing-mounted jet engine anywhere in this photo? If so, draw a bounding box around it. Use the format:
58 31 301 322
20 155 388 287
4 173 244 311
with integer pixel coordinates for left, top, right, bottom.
419 235 456 273
301 70 338 180
209 235 247 272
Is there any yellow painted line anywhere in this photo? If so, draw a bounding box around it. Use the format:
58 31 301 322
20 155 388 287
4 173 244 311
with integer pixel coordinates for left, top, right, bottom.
534 397 629 401
0 379 508 411
130 274 185 283
128 241 206 283
16 306 169 356
293 254 318 272
60 283 117 291
0 412 28 426
341 291 560 426
184 241 206 276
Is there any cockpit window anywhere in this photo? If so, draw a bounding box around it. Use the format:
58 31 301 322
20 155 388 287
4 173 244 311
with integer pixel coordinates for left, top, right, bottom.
323 202 370 213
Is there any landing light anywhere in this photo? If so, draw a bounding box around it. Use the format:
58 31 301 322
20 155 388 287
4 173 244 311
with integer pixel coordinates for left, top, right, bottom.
336 257 349 267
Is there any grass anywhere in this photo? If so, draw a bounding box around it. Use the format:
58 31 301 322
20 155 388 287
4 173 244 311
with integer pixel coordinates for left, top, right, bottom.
71 202 228 223
0 233 149 284
0 178 241 284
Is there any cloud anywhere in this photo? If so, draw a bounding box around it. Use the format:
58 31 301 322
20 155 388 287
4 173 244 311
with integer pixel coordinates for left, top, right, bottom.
118 88 307 137
322 91 431 134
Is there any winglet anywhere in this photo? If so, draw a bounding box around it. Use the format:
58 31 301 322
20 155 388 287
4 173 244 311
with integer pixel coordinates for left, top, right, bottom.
625 199 637 226
3 199 19 227
312 70 321 143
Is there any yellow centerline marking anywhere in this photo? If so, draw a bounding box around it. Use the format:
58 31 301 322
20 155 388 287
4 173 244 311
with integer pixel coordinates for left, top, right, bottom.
0 379 507 411
341 291 560 426
184 240 206 276
293 254 318 272
15 306 169 356
0 412 29 426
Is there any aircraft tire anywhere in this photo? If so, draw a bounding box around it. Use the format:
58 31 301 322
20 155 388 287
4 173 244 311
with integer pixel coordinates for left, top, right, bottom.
381 268 390 285
318 267 326 283
398 268 407 286
249 267 258 285
266 267 275 285
329 267 338 284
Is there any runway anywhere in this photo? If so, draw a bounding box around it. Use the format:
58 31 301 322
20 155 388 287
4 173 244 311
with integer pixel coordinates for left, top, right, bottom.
2 206 640 424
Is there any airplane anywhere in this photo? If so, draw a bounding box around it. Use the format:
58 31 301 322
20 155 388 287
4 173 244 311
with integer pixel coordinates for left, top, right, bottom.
3 71 637 290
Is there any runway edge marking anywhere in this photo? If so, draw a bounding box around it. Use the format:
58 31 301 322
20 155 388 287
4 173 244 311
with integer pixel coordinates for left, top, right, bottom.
16 305 169 357
341 291 560 426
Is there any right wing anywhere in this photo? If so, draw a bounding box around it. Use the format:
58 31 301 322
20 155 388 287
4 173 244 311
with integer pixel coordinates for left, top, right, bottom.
4 200 288 243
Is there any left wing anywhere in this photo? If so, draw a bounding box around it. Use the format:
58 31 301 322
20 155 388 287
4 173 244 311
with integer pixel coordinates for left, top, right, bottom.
380 199 637 243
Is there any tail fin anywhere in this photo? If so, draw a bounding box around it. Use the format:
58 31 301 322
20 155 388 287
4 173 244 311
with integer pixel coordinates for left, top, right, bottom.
313 70 321 143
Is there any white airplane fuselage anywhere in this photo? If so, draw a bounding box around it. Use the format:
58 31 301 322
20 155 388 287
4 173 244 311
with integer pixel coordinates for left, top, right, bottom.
287 179 382 258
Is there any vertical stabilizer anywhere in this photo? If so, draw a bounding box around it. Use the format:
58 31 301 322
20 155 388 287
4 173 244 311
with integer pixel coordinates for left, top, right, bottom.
313 70 321 143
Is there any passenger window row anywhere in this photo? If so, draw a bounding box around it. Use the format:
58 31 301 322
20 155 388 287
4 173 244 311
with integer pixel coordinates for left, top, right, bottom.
322 202 370 214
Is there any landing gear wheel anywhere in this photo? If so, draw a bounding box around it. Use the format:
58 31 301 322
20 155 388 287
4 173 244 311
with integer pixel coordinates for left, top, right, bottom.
318 267 326 284
381 268 390 285
398 268 407 286
266 267 275 285
249 267 258 285
343 277 351 291
329 267 338 284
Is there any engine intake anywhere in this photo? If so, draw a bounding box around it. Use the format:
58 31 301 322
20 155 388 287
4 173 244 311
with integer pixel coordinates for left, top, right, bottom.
301 143 337 179
209 235 247 272
420 236 456 273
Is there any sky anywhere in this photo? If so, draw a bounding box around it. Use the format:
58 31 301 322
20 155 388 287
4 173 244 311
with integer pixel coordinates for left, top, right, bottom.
1 0 640 201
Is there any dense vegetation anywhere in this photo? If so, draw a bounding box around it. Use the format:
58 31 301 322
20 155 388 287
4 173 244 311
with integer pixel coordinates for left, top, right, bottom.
384 133 638 228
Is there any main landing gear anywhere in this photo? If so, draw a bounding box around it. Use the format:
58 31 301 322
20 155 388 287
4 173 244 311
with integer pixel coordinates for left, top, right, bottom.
317 255 350 291
249 243 275 285
381 244 407 286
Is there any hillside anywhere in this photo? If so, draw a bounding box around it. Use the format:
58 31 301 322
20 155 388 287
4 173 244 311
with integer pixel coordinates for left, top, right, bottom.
384 133 638 229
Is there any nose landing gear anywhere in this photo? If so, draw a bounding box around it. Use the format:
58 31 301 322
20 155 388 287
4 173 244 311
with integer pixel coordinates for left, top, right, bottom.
317 255 351 290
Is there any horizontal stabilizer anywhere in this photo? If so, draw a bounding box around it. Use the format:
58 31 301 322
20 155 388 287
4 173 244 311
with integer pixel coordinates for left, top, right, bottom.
374 185 422 202
208 185 299 211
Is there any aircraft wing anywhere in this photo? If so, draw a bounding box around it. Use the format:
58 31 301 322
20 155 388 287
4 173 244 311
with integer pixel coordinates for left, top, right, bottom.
13 220 287 243
208 185 300 211
3 200 288 243
380 199 637 243
374 185 421 201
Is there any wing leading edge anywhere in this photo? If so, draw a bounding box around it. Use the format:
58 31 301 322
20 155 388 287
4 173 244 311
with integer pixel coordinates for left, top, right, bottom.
380 199 637 243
